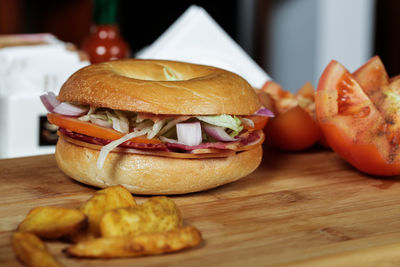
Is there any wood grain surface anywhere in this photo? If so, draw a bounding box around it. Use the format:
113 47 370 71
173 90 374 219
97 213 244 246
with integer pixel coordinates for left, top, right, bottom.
2 147 400 266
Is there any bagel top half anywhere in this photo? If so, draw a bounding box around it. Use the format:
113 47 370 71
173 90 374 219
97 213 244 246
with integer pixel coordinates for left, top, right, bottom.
57 59 261 115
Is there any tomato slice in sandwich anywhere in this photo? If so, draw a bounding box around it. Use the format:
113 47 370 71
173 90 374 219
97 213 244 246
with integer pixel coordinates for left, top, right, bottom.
47 113 161 144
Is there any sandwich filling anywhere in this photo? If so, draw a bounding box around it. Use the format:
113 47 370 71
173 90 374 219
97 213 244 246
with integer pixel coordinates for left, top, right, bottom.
41 92 273 169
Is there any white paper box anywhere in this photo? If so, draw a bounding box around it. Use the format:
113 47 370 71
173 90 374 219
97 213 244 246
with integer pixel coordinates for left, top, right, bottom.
137 5 270 89
0 36 89 158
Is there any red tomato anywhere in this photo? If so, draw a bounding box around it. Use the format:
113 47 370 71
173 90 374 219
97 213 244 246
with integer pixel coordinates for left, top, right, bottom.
353 55 389 97
296 81 316 100
264 106 322 151
316 59 400 176
259 81 322 151
47 113 161 144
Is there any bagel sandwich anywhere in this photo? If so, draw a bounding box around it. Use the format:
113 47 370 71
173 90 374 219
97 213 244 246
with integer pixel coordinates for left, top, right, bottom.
40 59 273 194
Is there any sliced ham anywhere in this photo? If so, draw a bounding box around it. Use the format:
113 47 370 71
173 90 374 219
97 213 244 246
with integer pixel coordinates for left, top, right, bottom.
165 131 262 151
60 133 236 159
59 128 168 150
58 128 264 155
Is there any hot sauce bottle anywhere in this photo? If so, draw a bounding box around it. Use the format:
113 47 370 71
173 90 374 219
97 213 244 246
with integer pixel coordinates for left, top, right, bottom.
81 0 130 64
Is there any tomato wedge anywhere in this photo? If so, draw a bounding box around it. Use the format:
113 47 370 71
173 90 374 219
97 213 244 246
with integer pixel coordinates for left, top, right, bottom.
264 106 322 151
47 113 162 144
316 59 400 176
258 81 322 151
353 55 389 100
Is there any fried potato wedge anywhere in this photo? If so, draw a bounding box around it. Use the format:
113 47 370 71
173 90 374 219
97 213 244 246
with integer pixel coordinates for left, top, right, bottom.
65 226 202 258
64 227 96 244
100 196 182 237
80 185 136 236
17 207 86 239
12 232 62 267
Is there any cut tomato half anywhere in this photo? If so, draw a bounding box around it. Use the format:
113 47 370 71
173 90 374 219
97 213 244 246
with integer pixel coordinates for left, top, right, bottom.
316 59 400 176
353 55 389 100
264 106 321 151
258 81 322 151
47 113 162 144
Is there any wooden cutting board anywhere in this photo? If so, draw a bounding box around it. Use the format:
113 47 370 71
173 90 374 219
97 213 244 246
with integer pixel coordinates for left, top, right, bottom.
2 147 400 266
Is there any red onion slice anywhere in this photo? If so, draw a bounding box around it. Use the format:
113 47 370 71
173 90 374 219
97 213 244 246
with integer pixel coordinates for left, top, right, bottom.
202 123 236 142
255 107 274 117
53 102 89 117
176 122 202 146
40 92 60 112
40 91 89 117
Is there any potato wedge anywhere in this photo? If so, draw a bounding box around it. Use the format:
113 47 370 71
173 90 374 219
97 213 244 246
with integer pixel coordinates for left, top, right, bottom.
100 196 182 237
65 226 202 258
80 185 136 236
64 227 96 244
17 207 86 239
12 232 62 267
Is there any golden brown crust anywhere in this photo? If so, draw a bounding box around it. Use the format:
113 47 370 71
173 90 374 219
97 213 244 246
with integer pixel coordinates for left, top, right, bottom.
58 59 260 115
55 137 263 195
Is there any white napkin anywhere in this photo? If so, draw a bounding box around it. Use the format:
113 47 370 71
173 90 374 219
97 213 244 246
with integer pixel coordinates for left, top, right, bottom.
136 5 270 88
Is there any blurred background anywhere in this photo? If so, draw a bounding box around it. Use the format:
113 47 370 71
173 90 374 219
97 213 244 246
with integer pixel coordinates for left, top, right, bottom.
0 0 399 159
1 0 397 90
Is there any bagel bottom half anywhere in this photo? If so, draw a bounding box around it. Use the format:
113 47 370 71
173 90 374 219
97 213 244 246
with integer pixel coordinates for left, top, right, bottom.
55 137 263 195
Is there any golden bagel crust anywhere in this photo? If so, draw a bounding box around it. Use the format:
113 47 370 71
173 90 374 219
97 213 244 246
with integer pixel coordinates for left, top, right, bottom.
58 59 261 115
55 137 263 195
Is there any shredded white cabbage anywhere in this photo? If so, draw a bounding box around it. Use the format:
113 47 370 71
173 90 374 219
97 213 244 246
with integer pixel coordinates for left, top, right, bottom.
91 117 112 128
134 120 153 131
196 114 243 137
106 110 129 133
78 106 97 121
136 113 145 123
80 112 112 128
158 116 190 136
159 136 180 144
147 119 167 139
196 114 243 132
97 128 150 169
90 113 108 120
115 110 130 132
